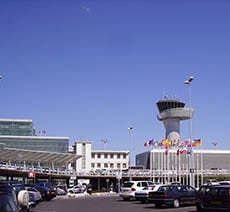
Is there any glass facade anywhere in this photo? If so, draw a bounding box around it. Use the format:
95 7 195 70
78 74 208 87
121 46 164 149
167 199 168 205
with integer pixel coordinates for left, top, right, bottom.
0 120 33 136
0 119 69 153
0 137 69 153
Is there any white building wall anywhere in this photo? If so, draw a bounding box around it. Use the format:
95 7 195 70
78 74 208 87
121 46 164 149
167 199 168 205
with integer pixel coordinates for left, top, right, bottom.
76 141 92 171
74 141 129 171
91 151 129 170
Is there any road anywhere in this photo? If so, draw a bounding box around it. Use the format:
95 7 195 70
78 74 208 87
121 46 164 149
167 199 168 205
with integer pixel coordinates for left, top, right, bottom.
32 195 197 212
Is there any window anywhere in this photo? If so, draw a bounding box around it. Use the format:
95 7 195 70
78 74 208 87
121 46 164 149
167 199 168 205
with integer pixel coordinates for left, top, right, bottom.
110 154 114 159
104 154 108 159
104 163 108 168
142 182 148 187
110 163 114 168
97 163 101 168
137 182 141 187
117 163 121 169
123 154 126 159
123 163 127 168
92 154 95 159
91 163 95 168
117 154 120 159
97 154 101 159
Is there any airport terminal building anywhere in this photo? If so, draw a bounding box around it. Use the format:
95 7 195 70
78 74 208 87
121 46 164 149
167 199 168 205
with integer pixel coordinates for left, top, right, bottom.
136 149 230 173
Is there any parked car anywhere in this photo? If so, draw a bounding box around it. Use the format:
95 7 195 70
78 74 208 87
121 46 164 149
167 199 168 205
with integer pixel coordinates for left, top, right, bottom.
0 184 30 212
196 184 230 211
135 184 162 203
0 181 34 210
33 185 46 200
25 186 42 203
56 187 67 195
120 181 154 201
68 184 86 194
0 184 19 212
148 184 196 208
35 182 56 201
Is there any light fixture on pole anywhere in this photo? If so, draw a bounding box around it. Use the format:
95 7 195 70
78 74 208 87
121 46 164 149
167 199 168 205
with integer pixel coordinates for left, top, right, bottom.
101 139 108 150
184 76 194 187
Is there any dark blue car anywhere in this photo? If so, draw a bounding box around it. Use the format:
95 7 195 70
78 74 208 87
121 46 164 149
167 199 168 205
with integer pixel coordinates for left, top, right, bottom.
0 184 19 212
35 182 56 201
148 184 196 208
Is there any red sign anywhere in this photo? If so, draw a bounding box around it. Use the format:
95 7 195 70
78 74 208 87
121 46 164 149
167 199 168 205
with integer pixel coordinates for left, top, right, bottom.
28 171 35 178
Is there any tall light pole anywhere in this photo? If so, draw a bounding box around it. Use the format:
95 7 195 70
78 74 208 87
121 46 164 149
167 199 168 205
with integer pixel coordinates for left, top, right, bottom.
128 126 134 180
184 76 194 187
128 127 134 166
101 139 108 150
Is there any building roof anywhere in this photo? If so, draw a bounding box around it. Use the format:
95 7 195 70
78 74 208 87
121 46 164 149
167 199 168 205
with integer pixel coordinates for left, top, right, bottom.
92 150 129 154
0 147 81 164
149 149 230 154
0 119 33 123
0 135 69 140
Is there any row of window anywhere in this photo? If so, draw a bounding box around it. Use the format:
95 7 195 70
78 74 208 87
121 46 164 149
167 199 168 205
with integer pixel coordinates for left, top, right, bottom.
92 153 127 159
91 163 127 169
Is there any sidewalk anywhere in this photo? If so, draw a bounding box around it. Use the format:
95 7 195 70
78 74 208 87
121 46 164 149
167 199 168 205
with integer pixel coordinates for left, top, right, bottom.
54 191 118 200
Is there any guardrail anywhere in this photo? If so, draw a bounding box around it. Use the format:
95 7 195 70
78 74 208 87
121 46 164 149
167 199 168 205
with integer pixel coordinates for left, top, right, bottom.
0 163 229 177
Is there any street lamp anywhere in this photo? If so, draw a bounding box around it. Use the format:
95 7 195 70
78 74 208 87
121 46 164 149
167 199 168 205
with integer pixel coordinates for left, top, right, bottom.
184 76 194 187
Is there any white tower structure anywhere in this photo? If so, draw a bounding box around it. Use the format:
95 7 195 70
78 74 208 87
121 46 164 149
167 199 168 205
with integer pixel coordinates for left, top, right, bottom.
156 98 194 142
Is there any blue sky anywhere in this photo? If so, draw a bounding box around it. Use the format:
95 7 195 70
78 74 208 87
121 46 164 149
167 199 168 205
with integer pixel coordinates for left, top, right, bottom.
0 0 230 163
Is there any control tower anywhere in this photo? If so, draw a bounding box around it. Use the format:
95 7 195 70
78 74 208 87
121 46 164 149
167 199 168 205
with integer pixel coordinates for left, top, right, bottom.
156 98 194 142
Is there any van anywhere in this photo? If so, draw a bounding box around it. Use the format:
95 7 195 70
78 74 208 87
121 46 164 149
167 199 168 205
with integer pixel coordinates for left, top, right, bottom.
119 181 154 200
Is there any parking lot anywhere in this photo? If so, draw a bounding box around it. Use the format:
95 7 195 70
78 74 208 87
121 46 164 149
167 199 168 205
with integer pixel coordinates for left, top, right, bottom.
32 195 197 212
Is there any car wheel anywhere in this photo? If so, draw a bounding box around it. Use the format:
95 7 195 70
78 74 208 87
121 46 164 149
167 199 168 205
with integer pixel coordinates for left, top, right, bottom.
123 197 130 201
173 199 180 208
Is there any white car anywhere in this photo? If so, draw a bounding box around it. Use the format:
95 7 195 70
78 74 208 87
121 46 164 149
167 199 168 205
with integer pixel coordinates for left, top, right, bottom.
68 185 86 194
25 187 42 202
135 184 162 203
120 181 154 201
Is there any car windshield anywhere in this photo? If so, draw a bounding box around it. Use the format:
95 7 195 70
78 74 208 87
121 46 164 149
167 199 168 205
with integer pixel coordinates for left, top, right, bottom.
158 186 174 192
123 182 134 188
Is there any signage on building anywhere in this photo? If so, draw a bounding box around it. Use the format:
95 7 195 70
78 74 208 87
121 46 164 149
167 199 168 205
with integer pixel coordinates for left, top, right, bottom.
28 171 35 178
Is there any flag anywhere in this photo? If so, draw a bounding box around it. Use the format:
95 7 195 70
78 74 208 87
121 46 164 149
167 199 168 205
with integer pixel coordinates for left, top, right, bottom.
180 148 187 154
187 146 192 154
185 140 191 146
33 128 36 136
162 139 169 146
153 141 158 147
144 141 148 147
148 139 154 145
192 139 201 147
165 147 168 155
42 130 47 136
176 149 180 155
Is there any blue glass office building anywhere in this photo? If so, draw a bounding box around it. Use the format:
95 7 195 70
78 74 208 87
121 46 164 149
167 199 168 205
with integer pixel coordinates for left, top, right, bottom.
0 119 69 153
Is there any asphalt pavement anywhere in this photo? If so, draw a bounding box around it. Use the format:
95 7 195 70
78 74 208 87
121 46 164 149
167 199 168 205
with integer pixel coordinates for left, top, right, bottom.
31 195 197 212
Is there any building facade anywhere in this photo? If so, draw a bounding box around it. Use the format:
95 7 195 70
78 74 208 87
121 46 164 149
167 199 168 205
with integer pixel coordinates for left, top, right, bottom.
0 119 33 136
0 119 69 153
136 149 230 171
74 141 129 171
